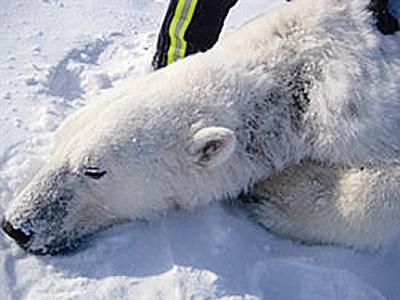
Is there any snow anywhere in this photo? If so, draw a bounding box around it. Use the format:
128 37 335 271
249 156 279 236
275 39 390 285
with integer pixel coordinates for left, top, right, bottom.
0 0 399 299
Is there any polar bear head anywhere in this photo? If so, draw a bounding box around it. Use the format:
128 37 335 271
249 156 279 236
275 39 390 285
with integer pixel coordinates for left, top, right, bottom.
2 63 269 254
3 0 400 254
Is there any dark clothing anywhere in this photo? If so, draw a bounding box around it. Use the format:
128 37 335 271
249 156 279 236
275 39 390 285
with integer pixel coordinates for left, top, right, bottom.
369 0 400 34
152 0 399 70
152 0 238 70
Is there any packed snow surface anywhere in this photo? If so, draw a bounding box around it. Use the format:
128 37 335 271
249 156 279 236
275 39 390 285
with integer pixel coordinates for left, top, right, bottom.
1 1 399 299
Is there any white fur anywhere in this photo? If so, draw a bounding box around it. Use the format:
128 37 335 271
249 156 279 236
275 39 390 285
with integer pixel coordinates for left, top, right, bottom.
3 0 400 254
249 162 400 249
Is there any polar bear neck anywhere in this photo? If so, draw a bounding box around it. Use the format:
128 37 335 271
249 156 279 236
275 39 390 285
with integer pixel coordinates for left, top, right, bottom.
216 0 400 168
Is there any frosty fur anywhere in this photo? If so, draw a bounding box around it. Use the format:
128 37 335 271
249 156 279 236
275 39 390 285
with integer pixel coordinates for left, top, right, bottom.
3 0 400 254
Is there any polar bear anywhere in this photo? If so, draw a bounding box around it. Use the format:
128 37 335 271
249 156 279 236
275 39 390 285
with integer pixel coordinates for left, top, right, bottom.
2 0 400 254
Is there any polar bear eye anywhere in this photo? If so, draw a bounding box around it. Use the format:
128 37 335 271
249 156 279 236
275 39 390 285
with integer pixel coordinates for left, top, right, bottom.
83 167 107 180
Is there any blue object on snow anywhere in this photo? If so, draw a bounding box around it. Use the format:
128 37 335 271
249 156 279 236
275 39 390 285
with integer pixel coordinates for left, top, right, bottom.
388 0 400 20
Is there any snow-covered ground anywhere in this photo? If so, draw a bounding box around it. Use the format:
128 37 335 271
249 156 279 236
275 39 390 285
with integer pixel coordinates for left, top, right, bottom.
0 1 399 299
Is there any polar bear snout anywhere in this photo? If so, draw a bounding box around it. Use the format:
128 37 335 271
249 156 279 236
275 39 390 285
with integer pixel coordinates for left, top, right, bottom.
2 189 76 254
2 218 32 249
1 165 92 254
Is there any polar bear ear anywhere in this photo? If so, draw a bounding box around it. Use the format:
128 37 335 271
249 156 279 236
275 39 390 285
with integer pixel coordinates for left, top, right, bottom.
188 127 237 168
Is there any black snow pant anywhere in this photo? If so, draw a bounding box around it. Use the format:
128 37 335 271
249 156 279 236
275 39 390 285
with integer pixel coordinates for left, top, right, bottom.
152 0 238 70
369 0 400 34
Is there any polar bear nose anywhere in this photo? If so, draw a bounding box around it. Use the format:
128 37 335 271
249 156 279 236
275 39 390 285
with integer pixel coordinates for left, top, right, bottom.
1 218 31 248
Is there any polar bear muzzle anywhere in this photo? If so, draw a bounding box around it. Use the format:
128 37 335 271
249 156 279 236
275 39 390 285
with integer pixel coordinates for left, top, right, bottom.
2 218 31 249
1 165 94 254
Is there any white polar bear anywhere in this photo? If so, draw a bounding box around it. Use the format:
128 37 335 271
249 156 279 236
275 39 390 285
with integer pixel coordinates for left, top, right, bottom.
2 0 400 254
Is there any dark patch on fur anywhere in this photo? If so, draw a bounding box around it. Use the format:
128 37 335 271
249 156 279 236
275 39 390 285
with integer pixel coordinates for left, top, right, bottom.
241 60 313 163
288 62 312 130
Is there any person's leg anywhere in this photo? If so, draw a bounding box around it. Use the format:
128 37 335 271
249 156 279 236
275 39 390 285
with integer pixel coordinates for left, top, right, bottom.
369 0 400 34
388 0 400 20
152 0 238 70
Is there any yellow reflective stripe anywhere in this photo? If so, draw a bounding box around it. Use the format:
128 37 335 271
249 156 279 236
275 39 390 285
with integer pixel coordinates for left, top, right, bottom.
177 0 198 59
167 0 198 65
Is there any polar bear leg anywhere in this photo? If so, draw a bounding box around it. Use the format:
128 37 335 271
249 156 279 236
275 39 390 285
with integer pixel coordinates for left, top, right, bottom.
243 162 400 249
